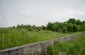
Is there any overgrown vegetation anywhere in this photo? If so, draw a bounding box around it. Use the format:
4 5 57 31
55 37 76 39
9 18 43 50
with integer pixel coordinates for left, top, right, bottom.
0 18 84 50
15 18 85 32
47 18 85 32
47 33 85 55
0 28 72 50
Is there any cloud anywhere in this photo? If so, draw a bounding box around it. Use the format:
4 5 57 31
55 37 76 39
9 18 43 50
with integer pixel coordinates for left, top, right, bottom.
0 0 85 27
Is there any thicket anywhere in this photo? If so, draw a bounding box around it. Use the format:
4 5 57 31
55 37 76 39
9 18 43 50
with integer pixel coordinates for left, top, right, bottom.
47 18 85 32
15 18 85 32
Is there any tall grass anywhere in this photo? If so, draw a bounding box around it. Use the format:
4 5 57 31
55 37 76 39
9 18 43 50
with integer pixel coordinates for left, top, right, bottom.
47 32 85 55
0 28 79 50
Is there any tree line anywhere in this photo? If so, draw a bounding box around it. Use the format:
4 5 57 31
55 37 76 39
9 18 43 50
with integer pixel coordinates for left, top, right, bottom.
15 18 85 32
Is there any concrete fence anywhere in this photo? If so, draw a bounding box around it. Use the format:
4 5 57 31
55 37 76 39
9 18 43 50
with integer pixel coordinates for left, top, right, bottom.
0 34 81 55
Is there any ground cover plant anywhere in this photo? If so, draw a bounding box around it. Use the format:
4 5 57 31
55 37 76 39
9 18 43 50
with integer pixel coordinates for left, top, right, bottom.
0 18 84 50
0 28 73 50
47 32 85 55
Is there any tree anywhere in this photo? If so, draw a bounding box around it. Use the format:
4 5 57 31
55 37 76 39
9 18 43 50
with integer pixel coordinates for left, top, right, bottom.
47 22 53 30
61 23 68 33
41 25 46 30
67 18 76 24
52 23 60 31
76 20 81 25
81 21 85 31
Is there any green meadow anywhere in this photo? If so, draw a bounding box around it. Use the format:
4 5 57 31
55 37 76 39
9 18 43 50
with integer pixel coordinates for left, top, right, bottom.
0 28 76 50
47 32 85 55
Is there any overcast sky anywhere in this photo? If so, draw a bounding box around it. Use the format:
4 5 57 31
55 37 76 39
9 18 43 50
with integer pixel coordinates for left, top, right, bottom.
0 0 85 27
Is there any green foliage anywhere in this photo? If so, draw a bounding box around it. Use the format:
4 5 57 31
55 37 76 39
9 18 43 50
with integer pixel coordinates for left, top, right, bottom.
47 18 85 32
81 21 85 31
17 24 47 31
0 28 71 50
41 25 47 30
76 20 82 25
47 22 53 30
47 33 85 55
0 18 84 51
67 18 77 24
16 18 85 33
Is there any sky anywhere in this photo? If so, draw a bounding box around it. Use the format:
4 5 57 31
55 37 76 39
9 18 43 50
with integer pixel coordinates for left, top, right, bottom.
0 0 85 27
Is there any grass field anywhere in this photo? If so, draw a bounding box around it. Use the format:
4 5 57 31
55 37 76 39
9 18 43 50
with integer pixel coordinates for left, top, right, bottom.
0 28 79 50
47 32 85 55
